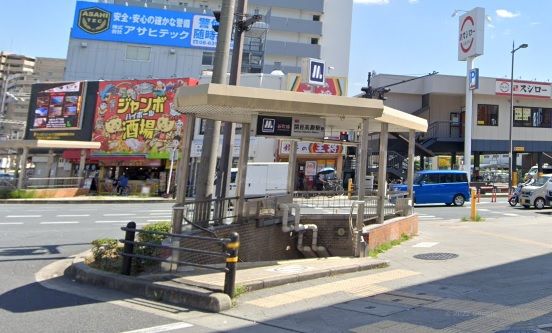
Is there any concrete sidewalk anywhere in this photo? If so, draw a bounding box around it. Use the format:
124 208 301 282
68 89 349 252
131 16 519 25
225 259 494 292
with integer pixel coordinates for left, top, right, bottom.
0 195 175 204
65 253 387 312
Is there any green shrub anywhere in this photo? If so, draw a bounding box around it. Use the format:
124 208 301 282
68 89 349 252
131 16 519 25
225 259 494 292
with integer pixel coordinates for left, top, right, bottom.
368 233 411 258
0 189 11 199
9 189 36 199
89 222 171 274
90 238 122 272
135 221 171 271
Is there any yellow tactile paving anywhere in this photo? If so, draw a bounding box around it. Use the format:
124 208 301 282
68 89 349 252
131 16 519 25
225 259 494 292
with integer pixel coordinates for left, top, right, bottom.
246 269 420 308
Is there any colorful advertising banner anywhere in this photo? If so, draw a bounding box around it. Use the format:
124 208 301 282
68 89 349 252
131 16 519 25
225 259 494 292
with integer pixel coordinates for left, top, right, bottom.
287 74 347 96
71 1 221 49
92 78 197 159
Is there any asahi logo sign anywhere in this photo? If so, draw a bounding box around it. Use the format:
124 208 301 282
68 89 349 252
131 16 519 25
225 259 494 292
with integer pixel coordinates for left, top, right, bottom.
78 7 111 34
458 7 485 61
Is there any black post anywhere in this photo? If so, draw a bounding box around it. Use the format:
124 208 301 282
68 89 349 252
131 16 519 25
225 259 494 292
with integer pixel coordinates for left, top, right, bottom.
223 232 239 297
121 221 136 275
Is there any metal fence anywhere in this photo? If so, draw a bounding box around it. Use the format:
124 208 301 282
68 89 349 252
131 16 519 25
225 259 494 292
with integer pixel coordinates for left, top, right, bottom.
173 196 240 226
119 221 239 297
25 177 83 189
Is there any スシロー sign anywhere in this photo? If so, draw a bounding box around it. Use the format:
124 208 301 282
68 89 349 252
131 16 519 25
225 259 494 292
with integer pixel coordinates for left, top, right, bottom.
495 79 551 99
71 1 220 49
458 7 485 61
301 58 325 86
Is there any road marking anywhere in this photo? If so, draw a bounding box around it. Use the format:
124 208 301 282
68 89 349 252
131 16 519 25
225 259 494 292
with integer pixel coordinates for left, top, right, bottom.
478 208 490 211
40 221 80 225
149 212 172 215
0 222 24 225
95 220 129 223
419 215 436 218
104 213 136 216
147 219 170 222
6 215 41 218
413 242 439 248
57 214 90 217
503 213 519 217
120 322 193 333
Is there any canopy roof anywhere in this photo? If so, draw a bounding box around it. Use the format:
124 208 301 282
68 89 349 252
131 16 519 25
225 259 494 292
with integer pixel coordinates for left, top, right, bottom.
175 84 428 133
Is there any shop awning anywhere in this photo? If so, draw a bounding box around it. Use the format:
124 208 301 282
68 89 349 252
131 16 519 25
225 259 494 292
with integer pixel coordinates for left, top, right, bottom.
175 83 428 133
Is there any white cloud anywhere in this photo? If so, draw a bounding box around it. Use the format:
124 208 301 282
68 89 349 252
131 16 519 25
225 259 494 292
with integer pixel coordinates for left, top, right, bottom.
530 21 541 26
353 0 390 5
408 0 419 3
496 9 520 18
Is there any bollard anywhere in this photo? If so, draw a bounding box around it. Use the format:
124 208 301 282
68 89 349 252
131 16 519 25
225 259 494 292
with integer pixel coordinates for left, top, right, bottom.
121 221 136 275
347 178 353 200
470 188 477 221
223 232 239 297
491 187 497 203
477 188 480 203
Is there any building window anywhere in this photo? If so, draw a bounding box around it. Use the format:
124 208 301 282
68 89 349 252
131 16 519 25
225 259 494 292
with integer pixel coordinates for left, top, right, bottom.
126 45 151 61
477 104 499 126
311 38 319 45
202 52 214 66
513 106 552 128
313 15 320 21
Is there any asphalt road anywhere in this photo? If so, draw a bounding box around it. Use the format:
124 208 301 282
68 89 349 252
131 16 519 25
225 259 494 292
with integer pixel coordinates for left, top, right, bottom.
2 200 551 332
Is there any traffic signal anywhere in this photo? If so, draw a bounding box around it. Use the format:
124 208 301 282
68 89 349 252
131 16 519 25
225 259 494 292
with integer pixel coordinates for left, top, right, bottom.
212 10 221 32
377 87 390 100
360 86 373 98
339 131 349 142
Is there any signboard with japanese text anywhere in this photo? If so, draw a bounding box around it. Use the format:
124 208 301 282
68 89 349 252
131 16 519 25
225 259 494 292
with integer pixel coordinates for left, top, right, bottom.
288 74 347 96
458 7 485 61
256 115 292 137
71 1 220 50
291 117 325 139
495 79 551 99
279 141 343 155
91 78 198 158
25 81 98 141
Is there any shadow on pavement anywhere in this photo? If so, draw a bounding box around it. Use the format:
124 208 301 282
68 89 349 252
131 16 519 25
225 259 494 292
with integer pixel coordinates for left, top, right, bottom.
222 252 552 332
0 277 100 313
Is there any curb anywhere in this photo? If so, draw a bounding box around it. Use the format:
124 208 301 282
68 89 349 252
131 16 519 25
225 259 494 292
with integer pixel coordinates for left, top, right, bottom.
179 259 390 292
0 199 176 204
67 258 231 313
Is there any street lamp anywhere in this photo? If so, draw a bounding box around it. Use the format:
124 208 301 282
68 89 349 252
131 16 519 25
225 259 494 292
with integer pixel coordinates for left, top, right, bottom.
509 42 528 193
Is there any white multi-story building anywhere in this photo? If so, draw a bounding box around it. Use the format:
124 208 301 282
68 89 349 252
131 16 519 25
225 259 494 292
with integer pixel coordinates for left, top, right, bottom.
64 0 352 80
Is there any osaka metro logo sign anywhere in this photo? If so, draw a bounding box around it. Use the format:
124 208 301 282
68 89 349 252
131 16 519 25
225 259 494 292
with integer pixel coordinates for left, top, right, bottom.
78 7 111 34
262 118 276 133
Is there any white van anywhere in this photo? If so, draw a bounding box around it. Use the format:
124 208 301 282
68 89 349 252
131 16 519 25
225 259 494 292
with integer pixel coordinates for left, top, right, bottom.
520 174 552 209
526 164 552 178
228 162 289 197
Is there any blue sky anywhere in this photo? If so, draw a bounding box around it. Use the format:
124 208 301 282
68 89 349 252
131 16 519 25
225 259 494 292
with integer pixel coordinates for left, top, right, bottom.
0 0 548 96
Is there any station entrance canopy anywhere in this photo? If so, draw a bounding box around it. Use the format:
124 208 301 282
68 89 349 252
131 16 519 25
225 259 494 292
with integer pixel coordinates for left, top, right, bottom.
174 83 428 134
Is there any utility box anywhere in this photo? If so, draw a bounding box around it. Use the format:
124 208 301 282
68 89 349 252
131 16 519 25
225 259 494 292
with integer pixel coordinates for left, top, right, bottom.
229 162 289 197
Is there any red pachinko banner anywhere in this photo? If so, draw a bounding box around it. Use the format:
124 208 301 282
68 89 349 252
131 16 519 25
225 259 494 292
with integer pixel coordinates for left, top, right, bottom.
92 78 197 158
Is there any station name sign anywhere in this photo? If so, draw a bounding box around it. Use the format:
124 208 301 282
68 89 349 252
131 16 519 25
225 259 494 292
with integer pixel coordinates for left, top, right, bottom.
256 115 325 139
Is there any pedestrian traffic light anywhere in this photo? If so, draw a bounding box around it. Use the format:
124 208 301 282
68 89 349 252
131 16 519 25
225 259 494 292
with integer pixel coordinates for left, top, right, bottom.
212 10 221 32
340 131 349 142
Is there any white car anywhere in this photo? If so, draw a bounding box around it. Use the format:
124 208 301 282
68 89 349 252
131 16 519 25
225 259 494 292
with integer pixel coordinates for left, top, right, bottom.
519 174 552 209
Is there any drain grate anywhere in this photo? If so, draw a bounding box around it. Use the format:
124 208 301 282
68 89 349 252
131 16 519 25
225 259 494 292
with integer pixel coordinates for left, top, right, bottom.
414 252 459 260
